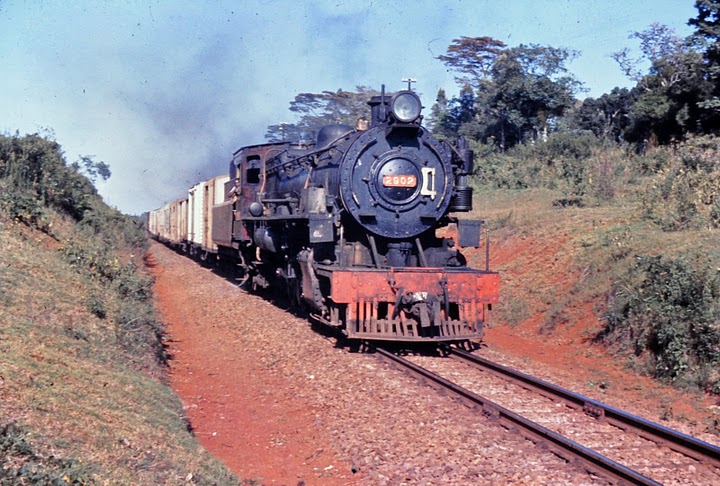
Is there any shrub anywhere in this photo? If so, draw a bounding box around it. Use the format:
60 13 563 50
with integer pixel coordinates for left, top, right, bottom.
601 255 720 392
677 135 720 172
86 291 107 319
634 147 671 175
642 136 720 230
0 187 44 227
0 133 101 222
61 236 120 282
587 148 622 202
471 132 605 197
111 262 154 302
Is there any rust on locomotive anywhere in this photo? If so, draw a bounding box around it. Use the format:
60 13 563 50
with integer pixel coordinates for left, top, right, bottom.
325 267 499 341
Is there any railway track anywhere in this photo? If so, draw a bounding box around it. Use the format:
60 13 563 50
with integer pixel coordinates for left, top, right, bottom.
376 347 720 485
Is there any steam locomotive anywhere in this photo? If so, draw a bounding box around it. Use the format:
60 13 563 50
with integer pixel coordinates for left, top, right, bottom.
149 86 499 343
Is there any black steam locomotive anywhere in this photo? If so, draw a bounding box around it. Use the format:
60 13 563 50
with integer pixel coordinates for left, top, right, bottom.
152 86 499 342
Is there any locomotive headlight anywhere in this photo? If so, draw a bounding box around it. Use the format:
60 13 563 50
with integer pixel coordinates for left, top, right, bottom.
390 91 422 123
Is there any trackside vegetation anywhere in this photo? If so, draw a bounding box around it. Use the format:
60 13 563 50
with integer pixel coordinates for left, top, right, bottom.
468 134 720 397
603 255 720 392
0 133 239 484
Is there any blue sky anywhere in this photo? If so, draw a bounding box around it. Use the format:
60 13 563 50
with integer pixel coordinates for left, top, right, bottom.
0 0 699 214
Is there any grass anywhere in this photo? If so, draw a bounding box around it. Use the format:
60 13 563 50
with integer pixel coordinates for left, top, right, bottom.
0 215 239 484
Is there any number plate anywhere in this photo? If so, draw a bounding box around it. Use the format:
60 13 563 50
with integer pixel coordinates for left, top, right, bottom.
382 175 417 187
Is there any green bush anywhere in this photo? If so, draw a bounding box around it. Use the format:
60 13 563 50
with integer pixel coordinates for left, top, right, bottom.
642 136 720 231
472 132 607 197
111 262 154 302
677 135 720 172
86 291 107 319
634 148 671 175
61 236 120 282
601 255 720 392
0 188 44 227
0 133 100 222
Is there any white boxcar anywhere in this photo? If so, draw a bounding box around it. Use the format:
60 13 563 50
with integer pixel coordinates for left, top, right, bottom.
188 175 230 253
150 200 172 242
177 198 188 247
203 174 230 251
188 181 205 247
148 197 187 248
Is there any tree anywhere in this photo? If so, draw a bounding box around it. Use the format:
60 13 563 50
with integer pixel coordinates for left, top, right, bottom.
437 38 580 149
574 88 634 142
427 85 476 142
613 23 708 144
690 0 720 74
689 0 720 132
266 86 380 142
0 134 101 221
71 155 111 184
436 36 507 88
612 23 689 89
265 123 304 144
427 88 452 140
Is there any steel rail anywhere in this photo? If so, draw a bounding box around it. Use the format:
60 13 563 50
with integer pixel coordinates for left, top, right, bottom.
375 348 660 485
448 347 720 469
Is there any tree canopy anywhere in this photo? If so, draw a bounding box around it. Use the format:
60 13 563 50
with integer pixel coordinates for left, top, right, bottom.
432 37 580 149
265 86 379 143
0 133 112 223
689 0 720 131
266 1 720 149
